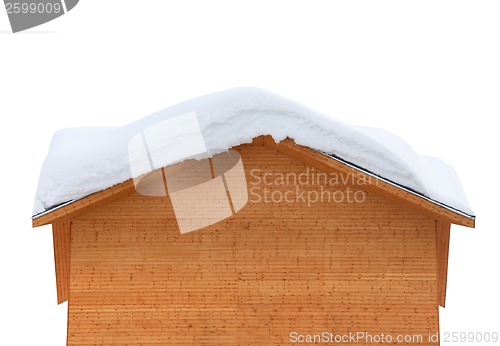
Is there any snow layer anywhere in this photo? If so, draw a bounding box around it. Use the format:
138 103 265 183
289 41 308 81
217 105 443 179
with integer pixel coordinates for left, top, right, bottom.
33 87 474 217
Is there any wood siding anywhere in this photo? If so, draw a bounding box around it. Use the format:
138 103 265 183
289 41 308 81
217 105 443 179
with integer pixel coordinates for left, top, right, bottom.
68 142 439 345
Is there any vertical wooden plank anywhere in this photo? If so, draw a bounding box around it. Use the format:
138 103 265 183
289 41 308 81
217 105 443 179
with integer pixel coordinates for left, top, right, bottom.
436 220 451 307
52 220 71 304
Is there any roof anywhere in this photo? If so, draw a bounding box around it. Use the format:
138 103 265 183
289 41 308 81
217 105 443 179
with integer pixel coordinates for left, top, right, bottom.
32 136 474 228
32 87 475 227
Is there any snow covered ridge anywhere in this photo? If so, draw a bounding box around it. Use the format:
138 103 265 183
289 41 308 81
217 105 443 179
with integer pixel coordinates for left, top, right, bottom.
33 87 474 217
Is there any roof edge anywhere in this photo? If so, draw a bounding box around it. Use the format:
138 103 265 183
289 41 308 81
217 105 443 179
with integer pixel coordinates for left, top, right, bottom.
262 137 475 228
32 179 136 227
319 151 475 220
33 136 475 228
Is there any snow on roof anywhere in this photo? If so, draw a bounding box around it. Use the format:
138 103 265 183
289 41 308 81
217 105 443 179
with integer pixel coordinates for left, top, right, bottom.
32 87 474 217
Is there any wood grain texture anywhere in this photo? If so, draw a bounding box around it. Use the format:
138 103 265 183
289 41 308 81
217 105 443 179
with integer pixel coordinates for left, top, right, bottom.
52 220 71 304
436 221 451 307
67 143 441 345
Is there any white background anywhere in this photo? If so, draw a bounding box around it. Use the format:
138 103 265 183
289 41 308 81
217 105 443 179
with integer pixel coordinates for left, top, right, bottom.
1 1 499 345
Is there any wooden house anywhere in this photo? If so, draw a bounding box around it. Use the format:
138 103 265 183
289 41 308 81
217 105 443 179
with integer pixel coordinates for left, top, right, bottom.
32 90 475 345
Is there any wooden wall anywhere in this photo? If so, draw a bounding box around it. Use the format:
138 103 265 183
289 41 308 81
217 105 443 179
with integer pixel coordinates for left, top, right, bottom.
67 142 439 345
